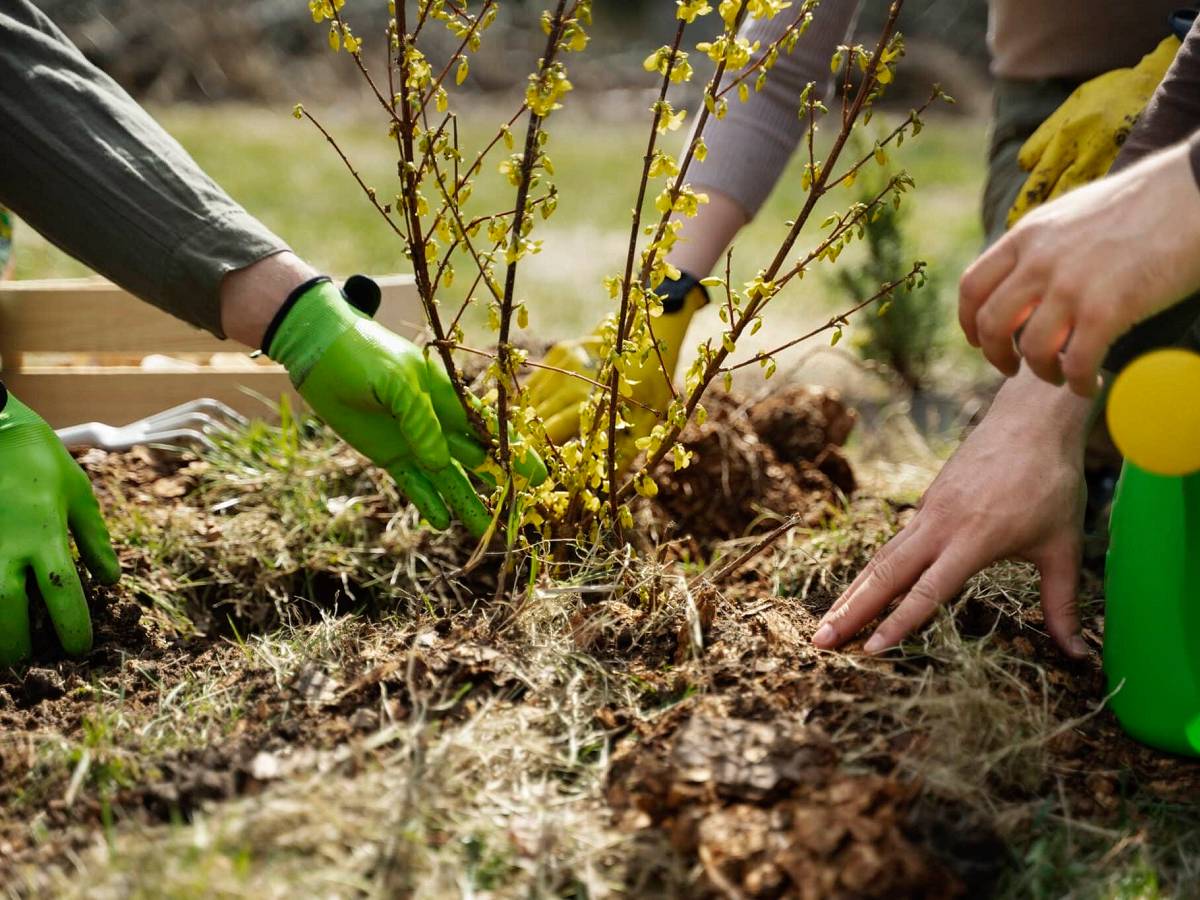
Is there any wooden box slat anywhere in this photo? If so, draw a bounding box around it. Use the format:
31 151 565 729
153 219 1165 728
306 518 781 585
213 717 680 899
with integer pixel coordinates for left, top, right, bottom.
0 274 423 355
4 368 298 429
0 274 423 428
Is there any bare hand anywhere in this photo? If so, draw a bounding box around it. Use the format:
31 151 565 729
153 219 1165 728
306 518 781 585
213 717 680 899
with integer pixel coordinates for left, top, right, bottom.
812 369 1092 658
960 141 1200 397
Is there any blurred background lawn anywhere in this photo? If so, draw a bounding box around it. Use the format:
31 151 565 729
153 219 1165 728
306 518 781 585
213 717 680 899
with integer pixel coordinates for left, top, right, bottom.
14 0 998 413
15 99 990 380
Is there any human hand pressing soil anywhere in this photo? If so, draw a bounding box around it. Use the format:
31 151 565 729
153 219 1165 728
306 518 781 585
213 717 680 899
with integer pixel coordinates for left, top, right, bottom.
812 367 1091 658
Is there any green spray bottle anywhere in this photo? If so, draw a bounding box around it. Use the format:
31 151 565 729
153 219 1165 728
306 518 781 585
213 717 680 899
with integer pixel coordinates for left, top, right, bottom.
1104 349 1200 755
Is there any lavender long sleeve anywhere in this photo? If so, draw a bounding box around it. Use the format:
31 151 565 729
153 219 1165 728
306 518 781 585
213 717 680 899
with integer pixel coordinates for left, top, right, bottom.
686 1 861 217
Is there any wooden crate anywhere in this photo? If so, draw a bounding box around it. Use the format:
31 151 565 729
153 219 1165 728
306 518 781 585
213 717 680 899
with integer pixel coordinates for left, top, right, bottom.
0 275 422 428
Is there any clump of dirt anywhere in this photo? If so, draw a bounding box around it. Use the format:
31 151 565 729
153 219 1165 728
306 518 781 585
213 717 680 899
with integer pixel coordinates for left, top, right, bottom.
74 444 204 508
73 441 475 639
651 386 857 552
748 385 858 495
22 579 161 678
607 698 961 899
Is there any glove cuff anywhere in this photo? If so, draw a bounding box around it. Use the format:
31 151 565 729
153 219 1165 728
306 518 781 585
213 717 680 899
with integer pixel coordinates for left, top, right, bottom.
0 392 56 450
1169 10 1195 42
260 275 332 355
265 278 362 387
0 392 40 425
657 271 709 314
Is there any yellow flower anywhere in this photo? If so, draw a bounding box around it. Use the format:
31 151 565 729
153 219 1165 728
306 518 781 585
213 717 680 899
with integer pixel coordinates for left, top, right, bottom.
676 0 712 23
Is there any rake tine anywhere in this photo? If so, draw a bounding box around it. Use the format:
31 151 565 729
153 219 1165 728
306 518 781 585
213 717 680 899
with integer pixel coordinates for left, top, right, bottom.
136 399 248 430
55 399 250 451
131 411 236 437
139 428 217 451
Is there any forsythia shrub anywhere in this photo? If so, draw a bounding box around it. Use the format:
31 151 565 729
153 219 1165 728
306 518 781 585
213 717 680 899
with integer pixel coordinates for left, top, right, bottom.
301 0 946 557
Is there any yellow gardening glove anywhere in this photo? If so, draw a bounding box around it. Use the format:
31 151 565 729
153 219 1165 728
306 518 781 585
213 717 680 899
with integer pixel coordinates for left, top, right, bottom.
1007 35 1180 228
526 275 708 456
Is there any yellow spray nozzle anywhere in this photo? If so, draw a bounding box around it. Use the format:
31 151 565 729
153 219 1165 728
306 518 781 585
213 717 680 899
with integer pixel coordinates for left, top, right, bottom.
1108 348 1200 476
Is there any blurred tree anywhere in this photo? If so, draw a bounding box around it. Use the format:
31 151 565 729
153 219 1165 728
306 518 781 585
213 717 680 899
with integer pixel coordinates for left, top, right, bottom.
831 156 946 394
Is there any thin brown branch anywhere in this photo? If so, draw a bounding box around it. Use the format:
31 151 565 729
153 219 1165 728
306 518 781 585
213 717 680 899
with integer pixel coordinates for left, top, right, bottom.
454 106 528 194
823 87 942 190
758 2 904 287
428 163 505 304
605 18 686 532
496 0 572 486
578 5 751 500
301 109 405 240
444 343 664 416
389 0 488 441
332 9 405 128
616 1 907 503
630 3 752 298
692 514 803 588
714 4 815 99
723 263 925 373
723 248 735 325
418 0 497 109
414 112 455 193
776 173 909 290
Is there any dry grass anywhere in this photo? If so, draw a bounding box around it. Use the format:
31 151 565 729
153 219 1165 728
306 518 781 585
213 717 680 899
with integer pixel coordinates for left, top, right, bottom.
4 420 1200 899
766 495 1200 900
46 695 624 898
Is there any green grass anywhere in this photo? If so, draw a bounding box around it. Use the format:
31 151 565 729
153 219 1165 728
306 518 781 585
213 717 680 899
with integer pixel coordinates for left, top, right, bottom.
11 97 987 360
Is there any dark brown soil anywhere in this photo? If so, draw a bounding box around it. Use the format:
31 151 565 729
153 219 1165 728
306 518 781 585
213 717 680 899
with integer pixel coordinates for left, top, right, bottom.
606 699 961 899
652 386 857 553
3 393 1200 895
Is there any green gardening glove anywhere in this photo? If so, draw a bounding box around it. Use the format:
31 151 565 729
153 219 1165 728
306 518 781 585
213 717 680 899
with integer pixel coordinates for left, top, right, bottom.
0 387 121 665
266 277 543 537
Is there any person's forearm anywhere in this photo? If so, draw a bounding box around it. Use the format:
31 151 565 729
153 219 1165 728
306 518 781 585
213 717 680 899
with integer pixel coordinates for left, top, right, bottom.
220 252 318 349
986 363 1093 458
664 2 860 278
1100 4 1200 368
687 1 861 219
1112 15 1200 176
665 189 749 277
0 0 288 337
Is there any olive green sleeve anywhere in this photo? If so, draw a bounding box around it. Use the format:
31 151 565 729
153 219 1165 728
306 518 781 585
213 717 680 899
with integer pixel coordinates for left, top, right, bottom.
1106 15 1200 370
0 0 289 337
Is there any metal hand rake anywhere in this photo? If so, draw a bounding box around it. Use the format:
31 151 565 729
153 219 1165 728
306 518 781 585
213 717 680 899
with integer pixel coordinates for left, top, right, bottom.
55 398 248 451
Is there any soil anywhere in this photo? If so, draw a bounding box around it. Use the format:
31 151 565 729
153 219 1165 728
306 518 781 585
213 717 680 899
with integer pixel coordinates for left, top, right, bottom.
651 386 857 553
3 389 1200 896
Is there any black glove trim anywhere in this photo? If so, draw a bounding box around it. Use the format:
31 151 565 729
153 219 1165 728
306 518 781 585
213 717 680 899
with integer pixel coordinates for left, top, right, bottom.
260 275 332 355
656 271 709 314
343 274 383 318
0 379 7 414
260 275 385 356
1170 9 1197 41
